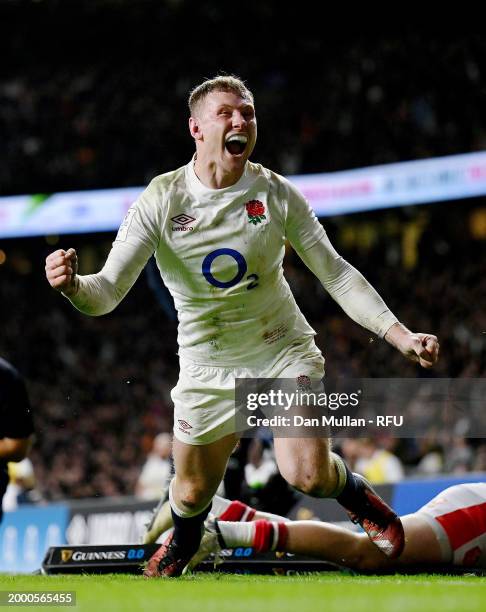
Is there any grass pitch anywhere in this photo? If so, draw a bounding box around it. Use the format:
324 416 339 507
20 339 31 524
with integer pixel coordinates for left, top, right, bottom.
1 573 485 612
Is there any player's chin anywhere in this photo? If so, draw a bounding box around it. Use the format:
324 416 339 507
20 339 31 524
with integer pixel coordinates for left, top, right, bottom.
224 150 249 167
419 358 434 369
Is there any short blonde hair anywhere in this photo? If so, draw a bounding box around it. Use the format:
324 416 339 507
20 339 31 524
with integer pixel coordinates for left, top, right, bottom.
188 75 254 116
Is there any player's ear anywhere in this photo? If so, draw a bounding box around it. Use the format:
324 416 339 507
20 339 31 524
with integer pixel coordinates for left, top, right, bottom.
189 116 202 141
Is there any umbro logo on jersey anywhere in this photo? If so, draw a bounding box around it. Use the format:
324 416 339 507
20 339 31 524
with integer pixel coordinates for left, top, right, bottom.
172 214 195 226
171 213 195 231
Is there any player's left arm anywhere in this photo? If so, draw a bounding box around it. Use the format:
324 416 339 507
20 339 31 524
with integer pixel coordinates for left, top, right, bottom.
284 182 439 367
383 322 439 368
299 241 439 367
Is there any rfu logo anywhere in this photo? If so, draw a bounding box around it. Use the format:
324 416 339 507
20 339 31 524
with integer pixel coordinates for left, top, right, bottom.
171 214 195 232
296 375 312 391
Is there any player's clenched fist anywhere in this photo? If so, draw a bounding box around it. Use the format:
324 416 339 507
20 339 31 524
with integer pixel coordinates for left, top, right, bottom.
45 248 78 296
385 323 440 369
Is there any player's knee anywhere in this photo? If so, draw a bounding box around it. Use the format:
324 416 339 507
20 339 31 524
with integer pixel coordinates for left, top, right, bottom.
283 470 333 497
176 481 213 511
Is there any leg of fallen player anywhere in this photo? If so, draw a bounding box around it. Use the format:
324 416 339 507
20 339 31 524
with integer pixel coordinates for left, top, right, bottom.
284 514 443 569
143 493 290 544
212 513 443 571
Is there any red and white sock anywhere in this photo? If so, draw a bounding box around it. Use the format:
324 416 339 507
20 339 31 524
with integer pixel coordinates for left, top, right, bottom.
212 496 256 521
212 495 289 523
217 519 288 553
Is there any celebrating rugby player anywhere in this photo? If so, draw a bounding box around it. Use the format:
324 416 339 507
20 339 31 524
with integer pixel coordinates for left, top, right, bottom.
45 75 439 577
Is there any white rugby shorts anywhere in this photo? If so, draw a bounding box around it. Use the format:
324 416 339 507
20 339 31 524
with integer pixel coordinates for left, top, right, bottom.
171 336 325 445
418 482 486 567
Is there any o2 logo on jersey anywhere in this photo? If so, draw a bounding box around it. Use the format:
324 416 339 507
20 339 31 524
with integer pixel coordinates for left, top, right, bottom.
202 248 259 290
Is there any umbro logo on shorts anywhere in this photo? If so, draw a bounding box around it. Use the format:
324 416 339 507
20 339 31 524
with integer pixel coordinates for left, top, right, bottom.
178 419 193 430
171 214 195 232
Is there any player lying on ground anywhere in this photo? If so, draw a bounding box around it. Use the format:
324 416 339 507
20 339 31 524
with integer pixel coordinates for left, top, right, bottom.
46 75 439 577
144 482 486 574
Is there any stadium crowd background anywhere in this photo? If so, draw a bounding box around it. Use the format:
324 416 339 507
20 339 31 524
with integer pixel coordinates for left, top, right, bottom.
3 4 486 196
1 2 485 503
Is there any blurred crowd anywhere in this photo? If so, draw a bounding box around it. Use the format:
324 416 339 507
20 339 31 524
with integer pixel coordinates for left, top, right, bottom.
1 198 484 503
1 3 486 195
0 3 485 503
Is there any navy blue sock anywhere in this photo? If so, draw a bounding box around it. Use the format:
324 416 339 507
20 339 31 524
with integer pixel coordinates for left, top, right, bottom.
170 503 212 557
335 462 362 509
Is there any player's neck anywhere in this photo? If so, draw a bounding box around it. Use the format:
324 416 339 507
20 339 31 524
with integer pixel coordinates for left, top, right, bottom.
193 156 245 190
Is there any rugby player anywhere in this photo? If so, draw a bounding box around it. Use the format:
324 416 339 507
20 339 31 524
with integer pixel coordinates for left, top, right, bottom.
0 358 35 523
45 75 439 577
184 483 486 573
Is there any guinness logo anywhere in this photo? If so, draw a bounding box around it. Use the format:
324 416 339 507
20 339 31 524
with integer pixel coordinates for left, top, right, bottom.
61 549 73 563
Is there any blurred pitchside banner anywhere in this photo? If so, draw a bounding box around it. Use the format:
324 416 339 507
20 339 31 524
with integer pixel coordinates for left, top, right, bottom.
1 151 486 238
2 477 486 574
0 498 154 574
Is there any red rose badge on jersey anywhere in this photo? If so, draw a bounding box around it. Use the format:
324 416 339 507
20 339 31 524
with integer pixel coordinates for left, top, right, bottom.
245 200 266 225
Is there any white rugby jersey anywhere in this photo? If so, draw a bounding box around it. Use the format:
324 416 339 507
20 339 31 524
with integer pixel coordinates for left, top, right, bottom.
68 160 398 366
419 483 486 567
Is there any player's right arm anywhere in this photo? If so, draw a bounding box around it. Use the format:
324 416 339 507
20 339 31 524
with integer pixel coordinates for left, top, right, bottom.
45 185 162 316
45 248 79 296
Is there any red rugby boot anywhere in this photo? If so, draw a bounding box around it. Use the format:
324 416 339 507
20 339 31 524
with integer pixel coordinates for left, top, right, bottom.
143 532 192 578
344 473 405 559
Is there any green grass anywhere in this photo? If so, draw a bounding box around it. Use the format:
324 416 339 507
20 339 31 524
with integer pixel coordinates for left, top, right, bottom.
1 573 485 612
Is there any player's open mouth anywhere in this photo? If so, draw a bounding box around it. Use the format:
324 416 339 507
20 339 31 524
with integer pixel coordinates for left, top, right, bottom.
225 134 248 156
